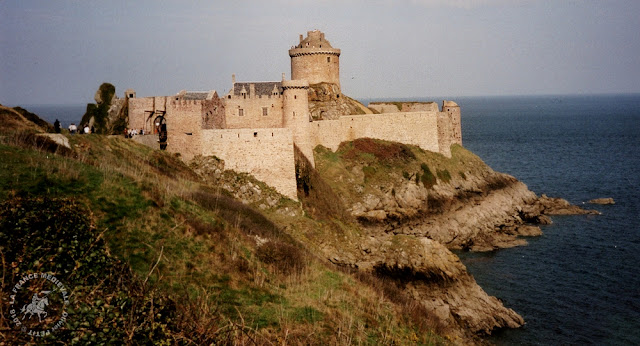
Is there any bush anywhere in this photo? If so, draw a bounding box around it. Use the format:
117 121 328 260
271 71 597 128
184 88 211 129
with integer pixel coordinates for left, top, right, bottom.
255 240 305 275
0 197 178 344
420 163 436 189
340 138 415 163
436 168 451 183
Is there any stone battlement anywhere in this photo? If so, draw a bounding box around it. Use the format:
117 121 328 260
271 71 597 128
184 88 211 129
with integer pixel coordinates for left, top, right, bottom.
288 49 341 57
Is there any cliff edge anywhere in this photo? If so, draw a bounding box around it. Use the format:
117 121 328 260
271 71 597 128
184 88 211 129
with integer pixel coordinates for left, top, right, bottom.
295 138 597 340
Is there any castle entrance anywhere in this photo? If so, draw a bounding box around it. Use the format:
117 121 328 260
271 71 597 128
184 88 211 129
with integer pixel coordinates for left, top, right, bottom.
154 115 167 150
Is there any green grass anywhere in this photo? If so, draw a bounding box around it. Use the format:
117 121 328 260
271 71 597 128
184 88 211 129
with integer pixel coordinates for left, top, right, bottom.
1 132 450 345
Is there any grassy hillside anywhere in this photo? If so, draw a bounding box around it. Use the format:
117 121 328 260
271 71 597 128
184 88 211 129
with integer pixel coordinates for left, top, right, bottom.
0 129 448 344
0 104 52 134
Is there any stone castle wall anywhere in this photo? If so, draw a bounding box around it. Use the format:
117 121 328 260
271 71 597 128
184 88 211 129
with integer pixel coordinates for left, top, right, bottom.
369 102 439 113
128 97 159 132
165 100 204 161
202 97 226 129
310 112 442 155
201 128 297 200
224 94 284 129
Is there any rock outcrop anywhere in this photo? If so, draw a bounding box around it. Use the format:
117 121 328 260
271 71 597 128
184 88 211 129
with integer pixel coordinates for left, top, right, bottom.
588 197 615 205
308 83 372 120
326 234 524 340
308 139 598 340
81 83 127 134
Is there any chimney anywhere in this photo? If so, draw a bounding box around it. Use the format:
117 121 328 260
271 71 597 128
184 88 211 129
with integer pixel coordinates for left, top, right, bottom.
231 74 236 84
282 72 286 81
299 34 303 44
249 84 255 98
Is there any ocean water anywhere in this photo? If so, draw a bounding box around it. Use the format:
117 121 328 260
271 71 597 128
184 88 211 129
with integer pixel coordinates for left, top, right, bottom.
22 96 640 344
18 104 86 129
456 94 640 345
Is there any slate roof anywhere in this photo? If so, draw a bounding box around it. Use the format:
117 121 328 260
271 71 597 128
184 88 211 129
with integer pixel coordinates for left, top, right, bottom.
182 92 210 100
233 82 282 96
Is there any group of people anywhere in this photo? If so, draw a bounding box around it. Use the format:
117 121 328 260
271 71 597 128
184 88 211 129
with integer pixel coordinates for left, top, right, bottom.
66 122 94 135
124 128 145 138
52 119 151 138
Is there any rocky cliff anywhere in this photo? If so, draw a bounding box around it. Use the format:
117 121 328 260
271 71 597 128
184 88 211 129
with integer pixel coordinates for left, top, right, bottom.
301 138 597 341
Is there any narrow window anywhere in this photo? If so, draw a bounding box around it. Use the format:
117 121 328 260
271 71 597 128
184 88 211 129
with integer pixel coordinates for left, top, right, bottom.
293 111 296 117
253 132 257 137
327 57 330 63
294 95 297 99
239 109 244 116
228 95 231 99
262 107 268 116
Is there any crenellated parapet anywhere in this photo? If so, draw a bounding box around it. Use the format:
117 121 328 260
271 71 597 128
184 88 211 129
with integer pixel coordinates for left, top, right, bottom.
288 49 341 58
281 81 310 90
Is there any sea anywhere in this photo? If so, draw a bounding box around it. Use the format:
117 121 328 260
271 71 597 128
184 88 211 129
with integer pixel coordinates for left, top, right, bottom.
22 94 640 344
453 94 640 345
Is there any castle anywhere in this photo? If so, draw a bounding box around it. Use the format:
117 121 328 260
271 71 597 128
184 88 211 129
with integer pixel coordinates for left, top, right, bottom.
126 30 461 200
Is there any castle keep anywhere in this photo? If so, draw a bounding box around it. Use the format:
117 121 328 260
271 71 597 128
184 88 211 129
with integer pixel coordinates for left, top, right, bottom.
126 30 462 200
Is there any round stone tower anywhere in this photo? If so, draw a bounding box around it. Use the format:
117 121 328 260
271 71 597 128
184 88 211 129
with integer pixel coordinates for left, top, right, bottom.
443 101 462 145
282 80 315 167
289 30 341 90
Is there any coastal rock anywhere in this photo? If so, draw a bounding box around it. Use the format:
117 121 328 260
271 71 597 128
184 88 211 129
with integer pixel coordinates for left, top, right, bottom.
588 197 615 205
349 170 598 251
536 194 601 215
331 235 525 339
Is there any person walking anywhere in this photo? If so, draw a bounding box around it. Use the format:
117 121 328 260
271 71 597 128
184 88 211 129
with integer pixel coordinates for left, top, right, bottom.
54 119 61 133
68 123 77 135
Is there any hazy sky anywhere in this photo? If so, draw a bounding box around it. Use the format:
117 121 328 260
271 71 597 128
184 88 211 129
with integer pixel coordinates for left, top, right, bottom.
1 0 639 105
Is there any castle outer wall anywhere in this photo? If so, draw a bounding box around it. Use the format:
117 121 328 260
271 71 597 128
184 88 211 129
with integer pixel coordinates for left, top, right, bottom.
201 128 297 200
310 111 444 156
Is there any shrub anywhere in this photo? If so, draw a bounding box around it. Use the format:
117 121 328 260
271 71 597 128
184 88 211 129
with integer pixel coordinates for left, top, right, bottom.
255 240 305 275
190 190 284 241
436 168 451 183
420 163 436 189
0 196 178 344
339 138 415 163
